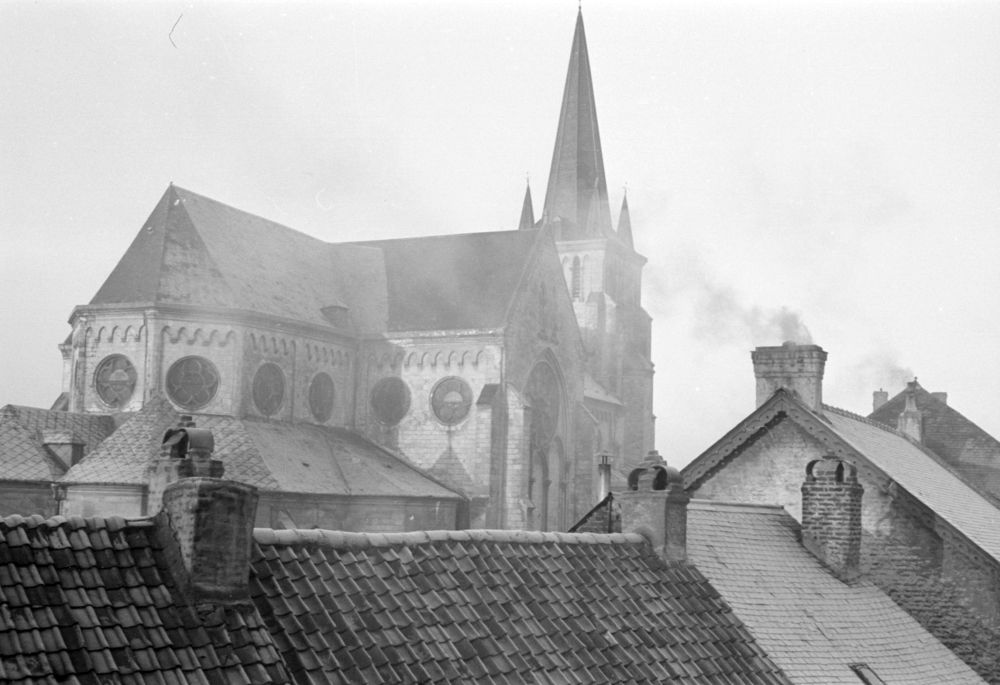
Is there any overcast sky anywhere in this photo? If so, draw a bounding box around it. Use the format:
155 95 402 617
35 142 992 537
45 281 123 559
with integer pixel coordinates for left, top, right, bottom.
2 1 999 467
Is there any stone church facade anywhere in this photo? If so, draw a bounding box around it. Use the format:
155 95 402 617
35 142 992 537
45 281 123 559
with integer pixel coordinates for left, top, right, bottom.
3 10 654 532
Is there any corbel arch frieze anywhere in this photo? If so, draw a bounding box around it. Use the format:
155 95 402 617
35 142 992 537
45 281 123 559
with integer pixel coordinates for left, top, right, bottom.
162 325 237 347
400 347 485 371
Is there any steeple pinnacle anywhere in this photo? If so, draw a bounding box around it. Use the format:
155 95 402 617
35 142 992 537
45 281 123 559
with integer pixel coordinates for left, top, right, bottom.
542 9 612 238
518 178 536 230
617 190 634 248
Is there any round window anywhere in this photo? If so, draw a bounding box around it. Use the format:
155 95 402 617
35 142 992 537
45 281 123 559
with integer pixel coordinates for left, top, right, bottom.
431 376 473 425
370 377 410 426
309 372 336 423
165 356 220 410
94 354 137 408
252 363 285 416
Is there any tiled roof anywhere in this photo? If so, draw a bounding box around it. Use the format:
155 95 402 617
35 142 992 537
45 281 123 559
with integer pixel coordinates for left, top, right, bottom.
688 500 986 684
0 406 116 482
60 396 460 500
0 513 289 685
823 406 1000 562
250 527 791 684
90 186 388 334
355 230 538 332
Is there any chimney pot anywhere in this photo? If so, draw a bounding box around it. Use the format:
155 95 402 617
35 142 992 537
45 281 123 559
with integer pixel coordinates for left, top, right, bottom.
872 389 888 412
751 344 827 412
801 455 863 582
619 451 689 563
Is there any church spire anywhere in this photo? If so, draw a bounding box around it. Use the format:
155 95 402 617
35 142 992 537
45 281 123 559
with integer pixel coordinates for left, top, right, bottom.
617 190 634 248
518 179 535 230
542 9 612 238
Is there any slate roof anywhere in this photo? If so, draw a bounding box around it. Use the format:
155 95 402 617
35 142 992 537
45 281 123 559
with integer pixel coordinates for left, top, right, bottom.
250 527 790 684
0 513 289 685
59 396 460 501
823 405 1000 562
687 500 986 684
0 406 116 482
90 186 387 334
354 230 538 332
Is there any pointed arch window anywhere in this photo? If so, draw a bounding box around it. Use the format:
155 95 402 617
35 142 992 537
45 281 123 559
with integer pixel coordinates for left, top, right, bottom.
571 257 582 300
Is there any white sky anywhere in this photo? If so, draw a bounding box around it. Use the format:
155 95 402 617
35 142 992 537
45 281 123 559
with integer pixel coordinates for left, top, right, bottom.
2 0 999 468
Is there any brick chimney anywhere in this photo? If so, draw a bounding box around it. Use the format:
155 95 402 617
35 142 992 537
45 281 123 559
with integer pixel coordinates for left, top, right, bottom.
872 389 889 412
148 416 225 512
801 455 863 582
751 342 827 412
618 450 689 563
154 419 258 603
897 381 923 443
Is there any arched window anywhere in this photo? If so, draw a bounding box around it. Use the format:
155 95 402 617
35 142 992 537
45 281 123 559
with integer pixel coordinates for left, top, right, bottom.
571 257 582 300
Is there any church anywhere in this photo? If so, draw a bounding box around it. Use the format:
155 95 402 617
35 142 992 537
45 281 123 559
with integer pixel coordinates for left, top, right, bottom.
0 10 654 532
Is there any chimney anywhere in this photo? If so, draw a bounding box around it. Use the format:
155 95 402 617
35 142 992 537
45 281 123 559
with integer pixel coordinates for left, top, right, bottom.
154 419 258 603
597 453 612 501
147 416 224 512
618 450 689 563
801 455 863 582
897 381 923 442
931 391 948 406
872 389 888 412
751 342 828 412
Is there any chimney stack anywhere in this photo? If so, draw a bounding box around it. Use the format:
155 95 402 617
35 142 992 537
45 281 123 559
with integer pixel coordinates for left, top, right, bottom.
597 453 612 501
618 450 689 563
801 455 863 582
872 389 889 412
931 391 948 406
751 342 828 412
154 419 258 603
897 381 923 442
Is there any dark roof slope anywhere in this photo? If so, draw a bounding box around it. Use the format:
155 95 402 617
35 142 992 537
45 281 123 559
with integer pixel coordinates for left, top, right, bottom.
688 500 986 684
90 186 387 333
250 527 790 684
0 513 289 685
354 230 538 332
0 406 116 481
871 382 1000 493
60 396 460 500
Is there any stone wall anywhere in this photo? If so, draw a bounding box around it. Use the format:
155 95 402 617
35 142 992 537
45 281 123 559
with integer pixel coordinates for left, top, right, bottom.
0 482 57 517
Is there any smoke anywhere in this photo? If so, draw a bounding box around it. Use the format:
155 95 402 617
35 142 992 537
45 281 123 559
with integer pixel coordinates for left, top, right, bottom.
839 351 915 398
655 257 813 347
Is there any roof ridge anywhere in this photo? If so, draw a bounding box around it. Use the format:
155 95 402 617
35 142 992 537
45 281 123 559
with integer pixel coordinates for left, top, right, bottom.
688 499 787 514
823 403 898 432
352 227 534 247
254 527 645 548
0 513 153 531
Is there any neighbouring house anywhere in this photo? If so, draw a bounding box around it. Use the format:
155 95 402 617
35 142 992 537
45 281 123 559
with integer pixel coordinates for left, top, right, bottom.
871 379 1000 502
574 452 986 683
0 9 653 533
0 405 117 516
0 426 793 685
680 341 1000 681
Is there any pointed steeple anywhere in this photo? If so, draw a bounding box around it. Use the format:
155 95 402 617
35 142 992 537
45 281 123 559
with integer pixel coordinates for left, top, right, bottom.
542 9 612 238
617 191 634 248
518 180 536 230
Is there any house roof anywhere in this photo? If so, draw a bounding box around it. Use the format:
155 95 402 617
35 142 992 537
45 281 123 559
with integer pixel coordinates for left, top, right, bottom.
60 396 461 500
683 390 1000 565
0 511 789 685
90 185 388 334
870 382 1000 491
0 513 290 685
251 527 790 684
687 500 986 684
0 406 116 482
354 229 539 332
